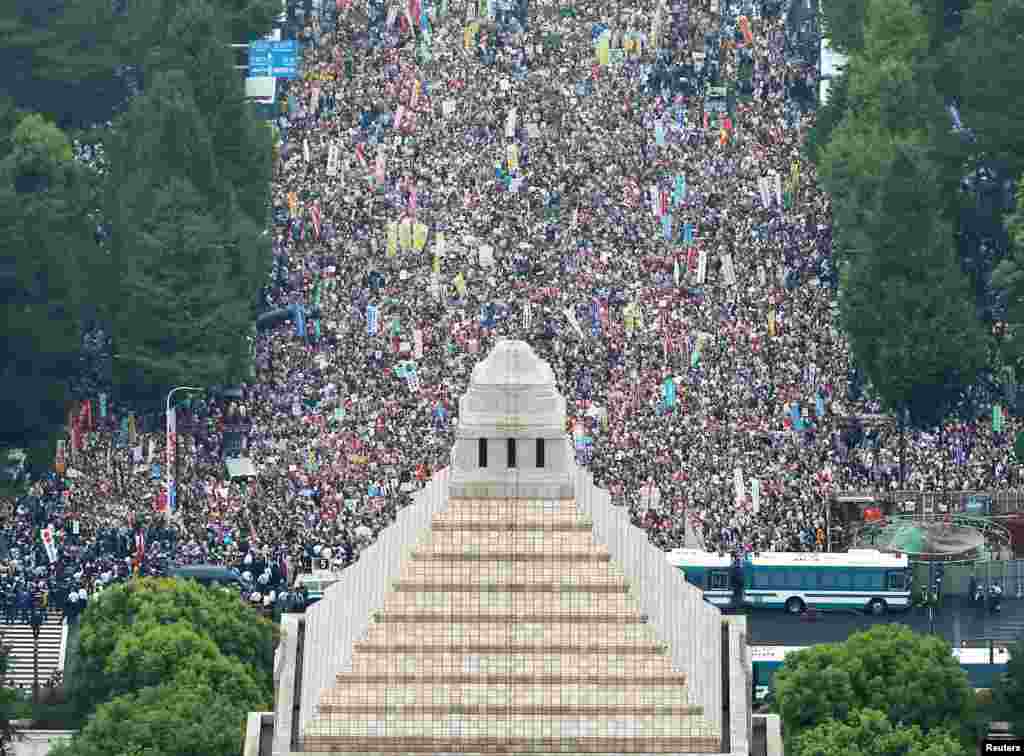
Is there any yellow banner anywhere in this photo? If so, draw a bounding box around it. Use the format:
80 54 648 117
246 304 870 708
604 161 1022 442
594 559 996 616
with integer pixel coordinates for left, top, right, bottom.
386 221 398 257
399 218 413 251
768 309 776 337
507 144 519 172
413 222 428 252
453 272 467 296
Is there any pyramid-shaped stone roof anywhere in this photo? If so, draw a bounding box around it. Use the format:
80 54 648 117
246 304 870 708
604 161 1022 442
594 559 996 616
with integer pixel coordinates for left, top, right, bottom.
300 496 722 754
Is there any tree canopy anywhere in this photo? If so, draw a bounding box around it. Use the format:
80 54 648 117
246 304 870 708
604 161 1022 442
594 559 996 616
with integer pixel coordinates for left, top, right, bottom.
56 578 276 756
773 624 978 749
993 640 1024 737
69 577 276 718
790 708 967 756
0 112 100 448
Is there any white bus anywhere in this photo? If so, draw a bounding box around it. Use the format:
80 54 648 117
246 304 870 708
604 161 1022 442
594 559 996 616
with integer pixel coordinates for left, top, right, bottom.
751 644 1011 702
666 548 912 615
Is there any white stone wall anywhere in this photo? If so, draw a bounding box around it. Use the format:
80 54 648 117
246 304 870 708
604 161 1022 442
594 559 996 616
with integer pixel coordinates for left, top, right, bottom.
297 468 452 740
573 466 725 738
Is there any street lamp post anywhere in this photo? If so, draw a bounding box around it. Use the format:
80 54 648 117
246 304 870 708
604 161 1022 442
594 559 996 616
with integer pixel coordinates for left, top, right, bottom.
166 387 202 519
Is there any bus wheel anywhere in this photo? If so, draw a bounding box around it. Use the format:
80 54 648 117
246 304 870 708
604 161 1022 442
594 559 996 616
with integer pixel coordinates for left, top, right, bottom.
868 598 887 616
784 597 805 615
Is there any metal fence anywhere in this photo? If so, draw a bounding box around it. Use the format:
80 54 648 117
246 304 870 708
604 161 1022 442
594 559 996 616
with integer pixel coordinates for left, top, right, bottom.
837 490 1024 518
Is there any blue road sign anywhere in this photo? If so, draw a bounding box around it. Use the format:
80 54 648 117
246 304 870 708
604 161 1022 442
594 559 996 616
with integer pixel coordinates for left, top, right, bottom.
249 40 299 79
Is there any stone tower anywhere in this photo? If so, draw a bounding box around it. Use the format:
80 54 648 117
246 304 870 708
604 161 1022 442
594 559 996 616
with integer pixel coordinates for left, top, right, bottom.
450 338 574 500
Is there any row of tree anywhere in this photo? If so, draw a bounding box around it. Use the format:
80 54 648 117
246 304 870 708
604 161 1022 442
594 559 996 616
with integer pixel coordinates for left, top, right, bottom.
40 578 278 756
807 0 1024 430
0 0 279 457
775 624 1024 755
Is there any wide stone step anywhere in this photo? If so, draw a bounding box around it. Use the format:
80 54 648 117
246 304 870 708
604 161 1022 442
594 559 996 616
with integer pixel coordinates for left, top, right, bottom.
381 591 640 614
409 549 611 562
299 735 722 753
368 612 647 624
439 499 582 520
429 521 593 532
397 560 626 584
333 674 690 686
359 621 658 647
314 704 706 716
389 580 631 593
348 652 676 677
421 530 596 551
319 684 692 709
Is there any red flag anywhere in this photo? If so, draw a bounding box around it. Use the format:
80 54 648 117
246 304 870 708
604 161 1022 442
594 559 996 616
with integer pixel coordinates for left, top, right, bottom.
310 201 322 240
659 190 669 217
355 143 366 166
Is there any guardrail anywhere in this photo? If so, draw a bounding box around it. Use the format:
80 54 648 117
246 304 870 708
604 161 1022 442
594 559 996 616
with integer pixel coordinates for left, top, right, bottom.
836 490 1024 517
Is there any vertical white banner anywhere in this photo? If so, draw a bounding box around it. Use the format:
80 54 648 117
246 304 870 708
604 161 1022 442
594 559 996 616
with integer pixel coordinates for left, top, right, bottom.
413 328 424 359
751 478 761 513
697 248 708 284
721 253 736 286
734 467 745 503
166 406 176 514
506 107 517 139
303 137 310 163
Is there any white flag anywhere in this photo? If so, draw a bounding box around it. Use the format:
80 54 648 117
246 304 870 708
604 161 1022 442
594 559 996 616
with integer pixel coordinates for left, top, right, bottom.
721 253 736 286
757 264 767 287
303 138 310 164
734 467 745 503
563 306 586 341
442 99 456 117
326 143 340 176
697 248 708 284
413 328 424 359
772 171 782 205
506 107 517 138
751 478 761 512
523 301 533 330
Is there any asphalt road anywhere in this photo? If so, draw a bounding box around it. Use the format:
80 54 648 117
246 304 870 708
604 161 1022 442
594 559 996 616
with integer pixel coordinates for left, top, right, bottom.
745 596 1024 647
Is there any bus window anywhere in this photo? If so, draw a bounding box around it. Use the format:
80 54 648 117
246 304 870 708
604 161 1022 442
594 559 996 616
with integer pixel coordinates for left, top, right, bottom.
819 571 835 588
710 571 730 590
887 571 906 590
854 572 873 590
836 573 853 589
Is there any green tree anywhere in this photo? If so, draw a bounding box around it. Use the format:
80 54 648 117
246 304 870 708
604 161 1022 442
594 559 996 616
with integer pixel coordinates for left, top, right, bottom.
993 640 1024 737
992 180 1024 364
803 70 850 166
774 625 978 748
103 71 258 399
836 141 987 426
49 675 262 756
0 1 135 129
947 0 1024 181
69 578 276 719
0 112 99 448
791 708 967 756
11 114 73 164
818 0 868 54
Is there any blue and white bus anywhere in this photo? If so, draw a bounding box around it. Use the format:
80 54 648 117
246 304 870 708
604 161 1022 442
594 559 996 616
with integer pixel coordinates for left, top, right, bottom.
751 645 1012 702
666 548 912 615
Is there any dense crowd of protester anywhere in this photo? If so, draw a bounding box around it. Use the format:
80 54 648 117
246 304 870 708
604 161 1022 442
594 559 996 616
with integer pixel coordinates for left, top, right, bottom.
2 0 1022 621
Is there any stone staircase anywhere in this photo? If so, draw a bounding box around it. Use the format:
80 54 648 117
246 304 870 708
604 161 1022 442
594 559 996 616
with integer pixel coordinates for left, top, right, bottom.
301 498 721 755
0 610 66 691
